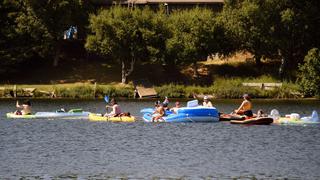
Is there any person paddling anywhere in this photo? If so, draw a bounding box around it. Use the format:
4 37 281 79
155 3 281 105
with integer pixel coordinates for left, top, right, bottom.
104 98 122 117
234 94 253 117
15 100 32 115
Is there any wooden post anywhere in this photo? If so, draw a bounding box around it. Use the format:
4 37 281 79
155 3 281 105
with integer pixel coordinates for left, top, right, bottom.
93 82 97 98
13 85 17 98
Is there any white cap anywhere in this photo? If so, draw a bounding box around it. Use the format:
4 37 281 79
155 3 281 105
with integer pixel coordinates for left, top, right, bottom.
204 96 208 100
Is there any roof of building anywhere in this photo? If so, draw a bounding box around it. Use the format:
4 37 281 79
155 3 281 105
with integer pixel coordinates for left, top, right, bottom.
128 0 224 4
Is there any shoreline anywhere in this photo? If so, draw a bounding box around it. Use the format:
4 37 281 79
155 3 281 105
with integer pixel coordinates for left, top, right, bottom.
0 81 315 100
0 97 318 101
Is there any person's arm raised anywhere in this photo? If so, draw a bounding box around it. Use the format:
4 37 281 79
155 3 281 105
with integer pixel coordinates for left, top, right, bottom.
16 101 21 108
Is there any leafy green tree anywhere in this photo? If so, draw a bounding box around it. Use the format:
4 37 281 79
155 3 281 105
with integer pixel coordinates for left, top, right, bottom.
220 0 277 66
0 0 51 69
0 0 92 70
297 48 320 97
24 0 93 66
221 0 320 79
167 8 228 77
86 7 169 84
147 7 172 65
273 0 320 79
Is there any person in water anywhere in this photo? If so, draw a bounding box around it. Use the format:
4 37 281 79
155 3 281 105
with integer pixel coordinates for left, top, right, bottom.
170 101 181 114
203 96 213 107
152 103 165 122
234 94 253 117
104 98 122 117
15 100 32 115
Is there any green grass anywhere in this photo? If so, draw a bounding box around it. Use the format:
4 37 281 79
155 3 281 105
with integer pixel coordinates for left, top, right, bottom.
155 76 299 99
0 76 300 99
0 83 134 99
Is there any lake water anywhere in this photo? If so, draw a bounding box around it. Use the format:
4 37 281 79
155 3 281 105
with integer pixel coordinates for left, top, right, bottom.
0 99 320 179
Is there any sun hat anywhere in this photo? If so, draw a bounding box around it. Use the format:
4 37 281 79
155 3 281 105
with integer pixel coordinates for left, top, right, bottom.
243 94 250 100
204 96 208 100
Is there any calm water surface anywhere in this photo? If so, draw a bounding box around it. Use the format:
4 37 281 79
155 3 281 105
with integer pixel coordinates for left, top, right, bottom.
0 99 320 179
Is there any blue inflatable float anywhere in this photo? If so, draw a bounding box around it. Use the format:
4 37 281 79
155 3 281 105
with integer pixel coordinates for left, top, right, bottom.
141 100 219 123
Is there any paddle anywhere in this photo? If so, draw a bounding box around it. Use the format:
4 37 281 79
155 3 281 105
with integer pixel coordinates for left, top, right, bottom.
104 95 109 103
104 95 110 116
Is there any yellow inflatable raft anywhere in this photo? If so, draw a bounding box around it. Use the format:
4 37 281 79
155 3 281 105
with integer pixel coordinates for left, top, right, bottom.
89 113 135 122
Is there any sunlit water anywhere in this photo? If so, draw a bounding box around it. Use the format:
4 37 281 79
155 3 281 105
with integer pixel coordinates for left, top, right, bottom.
0 99 320 179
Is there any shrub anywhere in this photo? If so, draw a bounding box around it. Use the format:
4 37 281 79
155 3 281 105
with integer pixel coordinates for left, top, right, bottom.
53 85 94 98
297 48 320 97
95 85 134 98
155 84 186 98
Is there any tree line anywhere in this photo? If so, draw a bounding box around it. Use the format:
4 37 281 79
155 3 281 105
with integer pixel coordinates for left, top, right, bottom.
1 0 319 96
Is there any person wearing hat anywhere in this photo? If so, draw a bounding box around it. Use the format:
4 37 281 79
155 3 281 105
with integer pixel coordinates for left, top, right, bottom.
203 96 213 107
234 94 253 117
104 98 122 117
163 97 169 106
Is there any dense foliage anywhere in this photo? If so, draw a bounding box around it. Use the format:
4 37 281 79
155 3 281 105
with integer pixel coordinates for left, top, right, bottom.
221 0 320 78
1 1 319 97
86 7 169 83
166 8 230 77
297 48 320 97
0 0 92 69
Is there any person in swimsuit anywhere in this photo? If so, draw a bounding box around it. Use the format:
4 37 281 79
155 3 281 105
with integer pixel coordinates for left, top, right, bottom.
170 101 181 114
203 96 213 107
234 94 253 117
15 100 32 115
152 103 165 122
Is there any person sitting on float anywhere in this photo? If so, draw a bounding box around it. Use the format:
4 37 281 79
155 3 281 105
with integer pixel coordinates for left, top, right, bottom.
170 101 181 114
15 100 32 115
203 96 213 107
104 98 122 117
234 94 253 117
152 103 166 122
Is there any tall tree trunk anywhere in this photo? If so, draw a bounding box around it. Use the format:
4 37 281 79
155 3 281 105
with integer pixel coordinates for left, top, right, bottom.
53 41 61 67
193 62 199 78
254 54 262 67
279 57 286 80
121 58 135 84
278 49 288 80
53 52 60 67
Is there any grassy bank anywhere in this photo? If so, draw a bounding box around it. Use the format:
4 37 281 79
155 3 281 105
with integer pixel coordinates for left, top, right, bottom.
0 76 301 99
0 83 134 99
155 76 300 99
